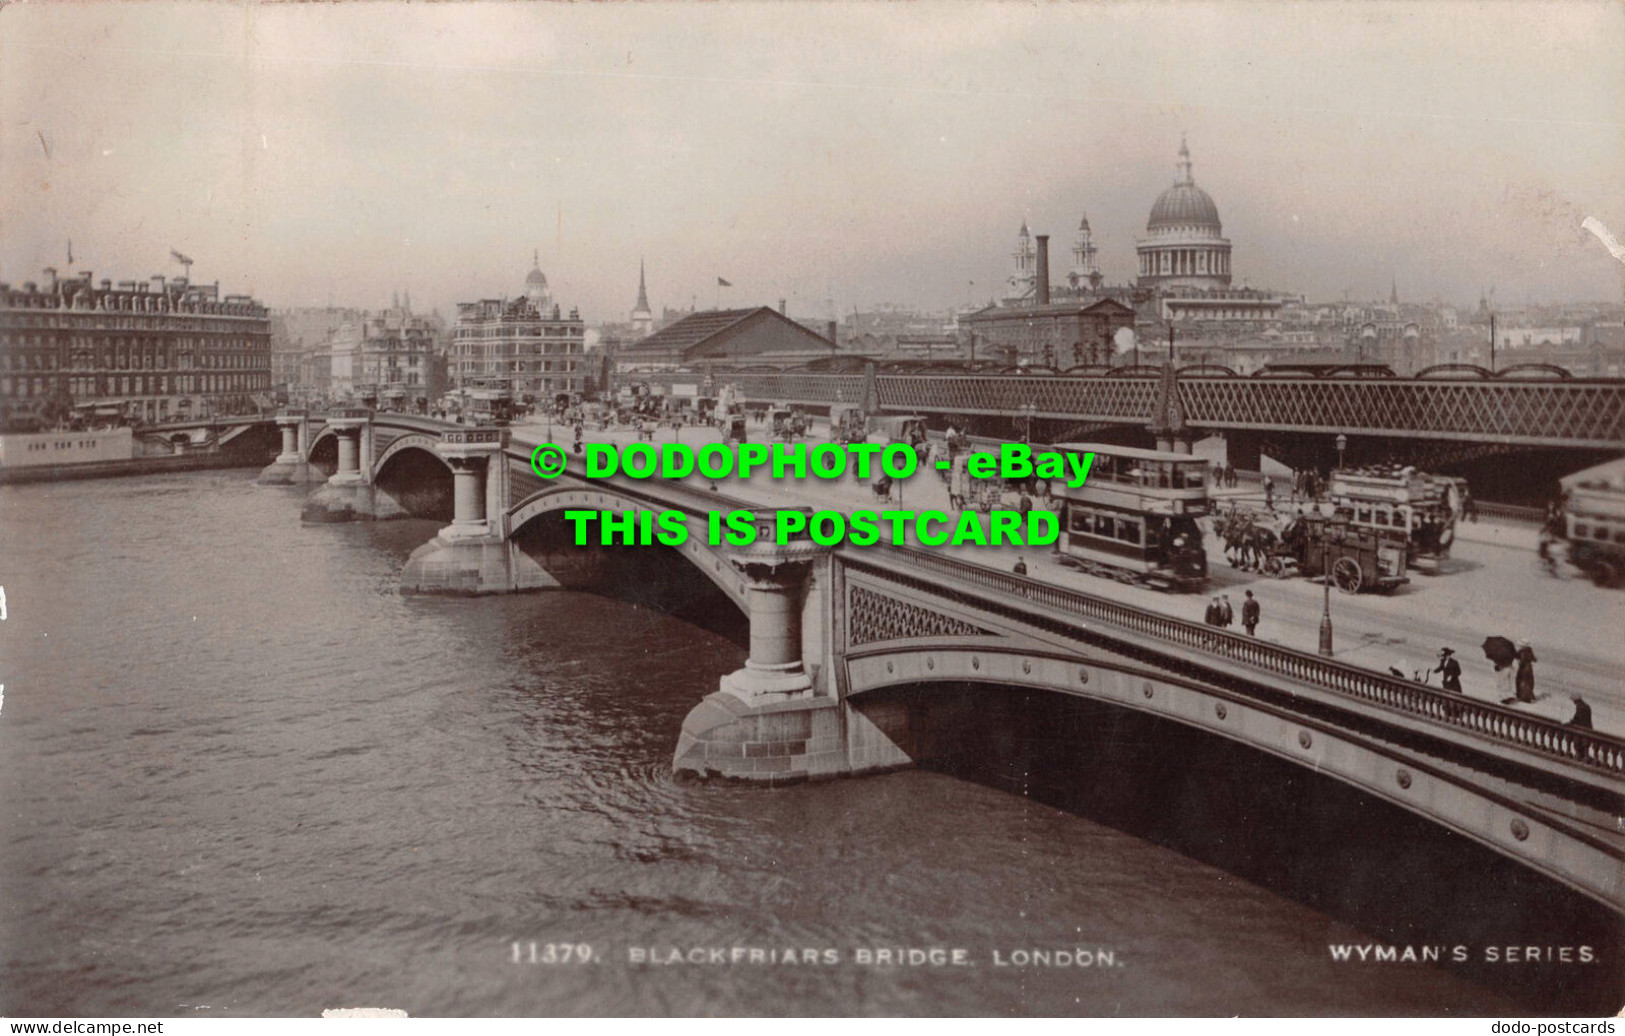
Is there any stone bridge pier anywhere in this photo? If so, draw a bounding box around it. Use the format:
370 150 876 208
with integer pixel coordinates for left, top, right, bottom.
299 410 386 522
673 538 911 784
257 410 325 484
400 430 550 594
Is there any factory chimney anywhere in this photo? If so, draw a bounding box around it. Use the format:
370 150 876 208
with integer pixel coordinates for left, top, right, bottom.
1035 235 1051 306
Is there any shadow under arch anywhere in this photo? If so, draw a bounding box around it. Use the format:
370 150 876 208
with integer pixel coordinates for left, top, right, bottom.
370 441 455 521
849 675 1623 1014
505 501 749 649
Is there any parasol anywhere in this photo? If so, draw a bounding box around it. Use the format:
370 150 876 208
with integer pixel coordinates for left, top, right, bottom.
1481 636 1517 668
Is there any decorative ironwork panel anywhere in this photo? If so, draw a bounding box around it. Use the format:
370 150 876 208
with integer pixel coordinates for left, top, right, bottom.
848 585 993 646
876 374 1160 421
1177 379 1623 446
622 370 1624 446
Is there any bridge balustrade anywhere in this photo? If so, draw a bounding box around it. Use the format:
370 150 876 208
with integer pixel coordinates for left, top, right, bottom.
865 544 1625 778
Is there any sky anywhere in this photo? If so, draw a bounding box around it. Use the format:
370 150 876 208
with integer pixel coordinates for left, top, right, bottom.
2 1 1623 323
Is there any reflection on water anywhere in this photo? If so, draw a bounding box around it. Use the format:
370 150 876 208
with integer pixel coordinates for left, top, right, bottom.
0 471 1597 1015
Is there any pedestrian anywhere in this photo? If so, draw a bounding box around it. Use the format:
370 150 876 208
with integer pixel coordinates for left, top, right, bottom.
1013 556 1028 576
1218 594 1234 628
1432 647 1462 692
1515 641 1537 702
1018 492 1033 516
1204 597 1222 626
1241 590 1260 636
1263 476 1274 512
1569 695 1593 730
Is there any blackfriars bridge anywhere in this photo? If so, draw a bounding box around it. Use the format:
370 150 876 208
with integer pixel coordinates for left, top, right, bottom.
256 408 1625 915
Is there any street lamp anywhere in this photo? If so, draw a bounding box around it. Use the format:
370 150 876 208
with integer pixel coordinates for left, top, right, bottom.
1335 433 1347 471
1318 521 1345 656
1019 402 1036 445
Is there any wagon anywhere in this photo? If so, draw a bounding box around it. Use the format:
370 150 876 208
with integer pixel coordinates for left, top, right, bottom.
1298 514 1410 594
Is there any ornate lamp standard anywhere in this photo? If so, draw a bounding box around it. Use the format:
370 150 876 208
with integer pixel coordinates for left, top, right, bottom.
1318 520 1345 656
1336 433 1347 471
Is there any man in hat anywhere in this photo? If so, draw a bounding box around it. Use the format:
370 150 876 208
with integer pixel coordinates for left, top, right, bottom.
1569 695 1593 730
1432 647 1462 693
1204 597 1222 626
1241 590 1260 637
1218 594 1234 629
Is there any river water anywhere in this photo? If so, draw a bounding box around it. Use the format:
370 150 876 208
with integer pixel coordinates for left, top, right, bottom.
0 470 1595 1015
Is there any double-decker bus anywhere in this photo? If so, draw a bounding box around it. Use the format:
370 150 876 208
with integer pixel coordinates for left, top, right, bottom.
1048 443 1211 591
1326 466 1461 572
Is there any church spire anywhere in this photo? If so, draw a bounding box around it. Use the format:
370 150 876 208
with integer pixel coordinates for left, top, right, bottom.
635 258 651 312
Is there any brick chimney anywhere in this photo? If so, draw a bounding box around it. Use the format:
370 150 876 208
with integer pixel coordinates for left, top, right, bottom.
1035 235 1051 306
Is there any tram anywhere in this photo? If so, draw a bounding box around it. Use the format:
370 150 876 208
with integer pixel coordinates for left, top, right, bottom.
1047 443 1211 591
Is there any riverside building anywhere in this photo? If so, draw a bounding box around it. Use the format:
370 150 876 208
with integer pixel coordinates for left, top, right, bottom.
0 267 271 430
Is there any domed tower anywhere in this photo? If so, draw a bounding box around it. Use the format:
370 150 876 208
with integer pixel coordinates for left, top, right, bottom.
1136 138 1232 290
524 249 551 310
1068 212 1102 290
630 259 654 338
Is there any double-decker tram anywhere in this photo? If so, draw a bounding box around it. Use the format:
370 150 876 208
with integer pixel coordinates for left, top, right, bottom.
1048 443 1211 591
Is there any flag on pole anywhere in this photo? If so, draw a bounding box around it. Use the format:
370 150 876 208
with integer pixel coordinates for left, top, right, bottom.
717 277 732 287
170 249 193 265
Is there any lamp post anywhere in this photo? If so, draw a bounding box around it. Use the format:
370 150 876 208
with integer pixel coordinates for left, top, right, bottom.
1318 521 1344 656
1335 433 1347 471
1019 402 1036 445
1319 568 1335 656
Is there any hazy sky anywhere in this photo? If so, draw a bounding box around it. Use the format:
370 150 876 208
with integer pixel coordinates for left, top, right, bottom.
3 1 1622 322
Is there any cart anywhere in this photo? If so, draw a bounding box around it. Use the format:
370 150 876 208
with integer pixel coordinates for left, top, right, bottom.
1299 514 1410 593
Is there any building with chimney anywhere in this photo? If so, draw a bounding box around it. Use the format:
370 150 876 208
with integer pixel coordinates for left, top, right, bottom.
451 253 586 401
1 266 270 430
327 302 443 412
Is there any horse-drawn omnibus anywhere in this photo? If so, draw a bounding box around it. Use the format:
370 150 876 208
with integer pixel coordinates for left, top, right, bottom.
1047 443 1211 591
1326 465 1462 573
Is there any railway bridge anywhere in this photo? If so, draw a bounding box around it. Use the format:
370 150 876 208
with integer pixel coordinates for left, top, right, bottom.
629 366 1625 477
260 409 1625 915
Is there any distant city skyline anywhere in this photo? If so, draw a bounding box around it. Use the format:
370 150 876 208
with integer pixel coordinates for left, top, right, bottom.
3 2 1622 323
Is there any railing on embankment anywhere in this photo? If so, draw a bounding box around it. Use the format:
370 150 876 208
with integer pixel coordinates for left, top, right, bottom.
863 543 1625 782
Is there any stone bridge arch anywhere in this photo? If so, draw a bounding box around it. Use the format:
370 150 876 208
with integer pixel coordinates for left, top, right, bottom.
505 482 750 612
839 641 1621 912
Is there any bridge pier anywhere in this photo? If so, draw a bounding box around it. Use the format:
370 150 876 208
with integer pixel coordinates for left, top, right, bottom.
674 542 910 784
300 411 395 522
401 429 547 594
257 411 326 485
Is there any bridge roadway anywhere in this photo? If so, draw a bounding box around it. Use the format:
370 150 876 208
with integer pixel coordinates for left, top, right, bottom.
497 417 1625 907
511 416 1625 732
628 368 1625 449
273 409 1625 909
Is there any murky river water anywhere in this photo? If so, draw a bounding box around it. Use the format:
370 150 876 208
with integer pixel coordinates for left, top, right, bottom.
0 471 1607 1015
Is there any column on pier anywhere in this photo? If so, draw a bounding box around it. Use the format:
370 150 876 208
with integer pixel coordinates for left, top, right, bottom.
433 429 508 542
325 413 370 486
276 419 300 462
719 546 824 702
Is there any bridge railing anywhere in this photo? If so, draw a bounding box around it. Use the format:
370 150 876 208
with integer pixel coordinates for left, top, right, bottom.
868 544 1625 779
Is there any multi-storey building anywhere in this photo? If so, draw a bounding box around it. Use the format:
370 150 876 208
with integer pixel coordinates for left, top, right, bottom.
329 305 443 412
452 256 586 401
269 306 359 402
0 267 270 430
